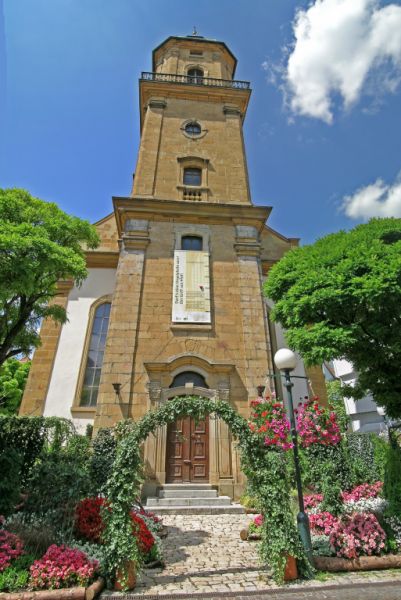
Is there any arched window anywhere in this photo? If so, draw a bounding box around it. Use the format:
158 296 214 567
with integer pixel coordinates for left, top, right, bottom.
188 67 203 84
80 302 111 407
181 235 203 251
170 371 208 388
183 167 201 186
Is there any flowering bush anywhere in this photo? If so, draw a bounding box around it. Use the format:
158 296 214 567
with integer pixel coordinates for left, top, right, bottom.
329 513 386 559
75 497 108 543
309 512 338 536
0 530 24 572
248 514 264 535
75 497 156 562
29 545 98 589
343 497 388 515
70 541 108 576
249 394 293 450
304 494 323 511
341 482 383 503
254 514 264 527
133 508 163 534
296 398 341 447
130 513 154 555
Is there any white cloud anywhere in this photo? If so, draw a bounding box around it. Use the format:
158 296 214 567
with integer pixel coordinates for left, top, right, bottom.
342 175 401 218
276 0 401 123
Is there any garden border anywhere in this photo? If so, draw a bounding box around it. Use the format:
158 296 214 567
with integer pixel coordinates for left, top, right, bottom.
0 576 104 600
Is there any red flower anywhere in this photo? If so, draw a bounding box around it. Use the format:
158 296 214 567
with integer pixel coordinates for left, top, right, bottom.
75 497 108 543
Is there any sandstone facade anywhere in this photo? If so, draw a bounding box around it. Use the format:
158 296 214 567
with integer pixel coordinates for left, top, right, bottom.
20 34 326 499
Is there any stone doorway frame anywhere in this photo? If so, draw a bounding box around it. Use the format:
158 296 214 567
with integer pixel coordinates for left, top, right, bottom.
143 354 240 499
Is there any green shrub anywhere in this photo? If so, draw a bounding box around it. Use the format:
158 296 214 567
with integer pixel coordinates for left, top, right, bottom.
25 434 91 536
311 534 335 557
0 447 22 516
371 434 390 481
0 567 29 592
0 416 46 484
300 441 354 493
384 443 401 517
90 428 116 494
346 432 387 484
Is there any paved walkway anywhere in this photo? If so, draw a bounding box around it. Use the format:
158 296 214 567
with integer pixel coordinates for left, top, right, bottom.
102 514 401 599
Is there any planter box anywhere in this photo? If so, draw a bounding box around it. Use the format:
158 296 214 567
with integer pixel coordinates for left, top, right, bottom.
0 577 104 600
314 554 401 572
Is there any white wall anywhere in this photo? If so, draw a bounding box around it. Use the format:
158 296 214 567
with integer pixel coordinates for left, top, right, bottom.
44 269 116 434
273 320 310 404
264 297 310 405
332 359 385 433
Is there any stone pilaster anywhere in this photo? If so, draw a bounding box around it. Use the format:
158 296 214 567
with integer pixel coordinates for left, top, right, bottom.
235 225 272 400
94 220 149 431
19 280 74 416
132 98 166 197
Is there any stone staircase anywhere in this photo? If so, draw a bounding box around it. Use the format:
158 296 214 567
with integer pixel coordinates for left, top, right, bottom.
145 483 244 514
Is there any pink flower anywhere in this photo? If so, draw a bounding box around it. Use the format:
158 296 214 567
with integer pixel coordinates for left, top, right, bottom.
329 514 386 559
29 545 98 590
341 482 383 503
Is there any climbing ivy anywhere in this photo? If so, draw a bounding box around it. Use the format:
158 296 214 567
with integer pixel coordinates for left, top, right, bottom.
103 395 312 587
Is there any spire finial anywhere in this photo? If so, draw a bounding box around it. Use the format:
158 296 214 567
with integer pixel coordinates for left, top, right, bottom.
192 26 198 36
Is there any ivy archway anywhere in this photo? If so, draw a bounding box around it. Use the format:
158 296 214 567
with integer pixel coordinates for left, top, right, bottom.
103 395 311 586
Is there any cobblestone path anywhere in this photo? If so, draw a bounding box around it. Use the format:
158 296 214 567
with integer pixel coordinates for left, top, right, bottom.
103 514 401 598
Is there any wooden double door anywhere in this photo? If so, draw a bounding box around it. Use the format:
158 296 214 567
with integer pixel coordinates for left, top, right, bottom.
166 415 209 483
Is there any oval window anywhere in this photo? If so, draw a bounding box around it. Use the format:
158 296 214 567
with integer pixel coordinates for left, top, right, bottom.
185 121 201 136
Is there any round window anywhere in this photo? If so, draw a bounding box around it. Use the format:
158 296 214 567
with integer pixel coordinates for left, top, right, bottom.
184 121 201 136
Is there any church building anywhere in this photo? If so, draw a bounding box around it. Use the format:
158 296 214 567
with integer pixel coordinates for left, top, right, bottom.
20 34 326 500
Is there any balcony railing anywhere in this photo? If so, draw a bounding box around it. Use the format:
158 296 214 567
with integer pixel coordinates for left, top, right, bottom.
141 72 250 90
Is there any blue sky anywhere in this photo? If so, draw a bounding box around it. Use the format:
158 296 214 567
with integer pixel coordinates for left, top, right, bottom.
1 0 400 244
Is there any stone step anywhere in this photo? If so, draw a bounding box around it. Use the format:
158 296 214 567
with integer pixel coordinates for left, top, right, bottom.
160 483 213 490
148 504 245 515
158 488 218 498
146 495 232 507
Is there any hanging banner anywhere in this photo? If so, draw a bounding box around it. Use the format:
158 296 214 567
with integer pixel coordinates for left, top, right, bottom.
172 250 211 323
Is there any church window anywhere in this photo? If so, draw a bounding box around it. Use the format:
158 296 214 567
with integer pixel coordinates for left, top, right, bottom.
170 371 208 388
181 235 203 251
184 121 201 136
80 302 111 407
183 167 201 186
188 67 204 84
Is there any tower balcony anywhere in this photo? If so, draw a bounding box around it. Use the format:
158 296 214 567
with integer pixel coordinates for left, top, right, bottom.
140 72 250 90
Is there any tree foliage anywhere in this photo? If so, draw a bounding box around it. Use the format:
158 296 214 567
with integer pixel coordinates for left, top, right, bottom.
0 358 31 415
0 189 99 366
265 218 401 418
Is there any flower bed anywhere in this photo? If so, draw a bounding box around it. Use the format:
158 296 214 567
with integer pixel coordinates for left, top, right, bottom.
243 480 401 571
0 498 164 595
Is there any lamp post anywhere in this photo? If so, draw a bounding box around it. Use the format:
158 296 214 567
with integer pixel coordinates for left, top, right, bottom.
274 348 313 564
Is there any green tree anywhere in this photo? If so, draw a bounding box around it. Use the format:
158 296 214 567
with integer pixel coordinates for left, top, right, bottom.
264 218 401 418
326 379 350 433
0 358 31 415
0 189 99 366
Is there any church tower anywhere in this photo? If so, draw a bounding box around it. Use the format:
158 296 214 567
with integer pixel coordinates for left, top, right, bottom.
21 34 324 499
96 34 274 497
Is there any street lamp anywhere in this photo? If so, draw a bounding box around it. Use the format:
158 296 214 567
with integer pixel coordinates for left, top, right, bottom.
274 348 313 564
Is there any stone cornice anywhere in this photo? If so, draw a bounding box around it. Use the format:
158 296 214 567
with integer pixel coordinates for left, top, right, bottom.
56 280 74 295
85 251 119 268
113 196 271 237
139 81 250 130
